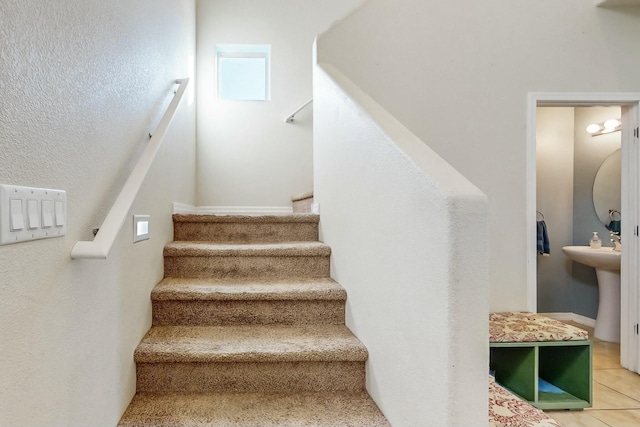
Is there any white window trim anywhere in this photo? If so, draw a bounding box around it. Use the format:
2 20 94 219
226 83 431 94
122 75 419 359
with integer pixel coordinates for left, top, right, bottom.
216 46 271 101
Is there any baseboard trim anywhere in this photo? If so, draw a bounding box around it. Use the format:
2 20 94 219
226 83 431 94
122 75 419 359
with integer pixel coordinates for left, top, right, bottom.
540 312 596 328
172 202 197 214
172 203 293 215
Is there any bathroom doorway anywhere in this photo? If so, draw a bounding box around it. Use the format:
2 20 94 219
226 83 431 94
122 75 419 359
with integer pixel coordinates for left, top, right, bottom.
536 106 621 334
526 93 640 373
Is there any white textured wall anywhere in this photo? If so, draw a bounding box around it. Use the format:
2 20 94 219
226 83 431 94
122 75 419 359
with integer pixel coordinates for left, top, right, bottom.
0 1 196 426
196 0 361 208
314 64 488 427
536 107 575 313
316 0 640 312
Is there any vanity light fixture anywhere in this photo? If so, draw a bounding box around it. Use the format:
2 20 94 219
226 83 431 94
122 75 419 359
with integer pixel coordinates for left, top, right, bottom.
586 123 602 134
586 118 622 137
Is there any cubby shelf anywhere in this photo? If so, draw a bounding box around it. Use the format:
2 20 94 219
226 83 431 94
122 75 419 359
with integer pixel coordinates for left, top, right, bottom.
490 340 592 410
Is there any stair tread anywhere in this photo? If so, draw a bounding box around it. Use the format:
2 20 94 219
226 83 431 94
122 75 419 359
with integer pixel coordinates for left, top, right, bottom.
164 241 331 257
173 213 319 223
119 391 390 427
135 325 367 363
152 278 346 301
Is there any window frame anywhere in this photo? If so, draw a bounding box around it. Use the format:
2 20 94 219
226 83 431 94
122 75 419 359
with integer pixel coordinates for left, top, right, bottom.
216 45 271 101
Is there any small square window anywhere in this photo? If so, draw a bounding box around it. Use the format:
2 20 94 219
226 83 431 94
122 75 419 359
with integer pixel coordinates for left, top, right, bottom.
216 44 270 101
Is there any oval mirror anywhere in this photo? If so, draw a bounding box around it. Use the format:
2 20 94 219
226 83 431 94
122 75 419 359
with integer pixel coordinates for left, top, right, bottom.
593 149 621 229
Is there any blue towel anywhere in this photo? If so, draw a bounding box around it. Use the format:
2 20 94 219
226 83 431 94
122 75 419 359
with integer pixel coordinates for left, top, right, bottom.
608 220 621 234
537 220 550 256
539 378 564 394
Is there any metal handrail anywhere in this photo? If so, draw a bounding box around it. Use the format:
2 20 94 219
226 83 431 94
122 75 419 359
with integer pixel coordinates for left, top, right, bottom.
284 98 313 123
71 78 189 259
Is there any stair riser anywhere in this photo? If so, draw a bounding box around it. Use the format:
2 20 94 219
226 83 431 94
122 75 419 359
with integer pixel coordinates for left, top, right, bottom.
174 222 318 243
152 300 345 326
164 256 330 279
292 197 313 213
136 361 365 393
118 392 391 427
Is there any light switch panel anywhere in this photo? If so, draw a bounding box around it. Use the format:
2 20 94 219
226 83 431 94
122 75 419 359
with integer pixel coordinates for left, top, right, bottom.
1 184 67 245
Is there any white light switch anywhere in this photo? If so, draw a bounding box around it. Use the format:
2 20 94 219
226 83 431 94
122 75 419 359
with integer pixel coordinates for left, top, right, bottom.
54 200 65 227
27 199 39 229
10 198 25 231
42 200 53 228
1 185 67 245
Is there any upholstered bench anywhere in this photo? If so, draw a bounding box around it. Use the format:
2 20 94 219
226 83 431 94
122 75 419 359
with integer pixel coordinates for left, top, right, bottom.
489 375 562 427
489 312 592 411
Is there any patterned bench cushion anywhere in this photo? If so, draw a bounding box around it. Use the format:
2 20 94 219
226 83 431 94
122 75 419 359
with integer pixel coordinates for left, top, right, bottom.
489 376 562 427
490 312 588 343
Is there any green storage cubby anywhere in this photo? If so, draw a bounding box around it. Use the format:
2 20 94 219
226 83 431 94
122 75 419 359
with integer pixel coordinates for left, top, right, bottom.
490 346 536 401
490 340 592 410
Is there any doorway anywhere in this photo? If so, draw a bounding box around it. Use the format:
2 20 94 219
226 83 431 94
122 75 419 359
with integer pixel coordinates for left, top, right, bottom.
526 93 640 373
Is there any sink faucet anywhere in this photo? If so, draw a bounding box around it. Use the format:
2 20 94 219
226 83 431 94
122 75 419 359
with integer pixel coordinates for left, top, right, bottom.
611 232 622 252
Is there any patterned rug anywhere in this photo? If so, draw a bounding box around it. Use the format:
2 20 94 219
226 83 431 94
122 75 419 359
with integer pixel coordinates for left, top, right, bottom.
489 376 562 427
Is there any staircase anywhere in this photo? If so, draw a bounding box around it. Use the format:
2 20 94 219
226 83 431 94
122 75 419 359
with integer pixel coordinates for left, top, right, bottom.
118 214 390 426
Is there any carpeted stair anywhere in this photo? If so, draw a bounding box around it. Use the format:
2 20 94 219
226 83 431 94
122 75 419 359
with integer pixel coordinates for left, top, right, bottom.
118 214 390 427
291 191 314 213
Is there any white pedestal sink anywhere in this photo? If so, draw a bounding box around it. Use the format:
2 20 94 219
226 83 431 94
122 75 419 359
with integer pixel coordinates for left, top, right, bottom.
562 246 621 342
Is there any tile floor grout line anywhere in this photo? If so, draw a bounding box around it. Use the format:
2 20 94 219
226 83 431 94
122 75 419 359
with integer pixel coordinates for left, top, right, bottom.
592 379 640 407
588 410 619 427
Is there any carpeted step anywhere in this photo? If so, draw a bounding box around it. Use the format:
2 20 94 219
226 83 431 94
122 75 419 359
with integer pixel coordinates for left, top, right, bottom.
164 242 331 279
118 391 391 427
119 212 391 426
173 214 319 243
151 277 346 326
291 191 314 213
134 325 367 393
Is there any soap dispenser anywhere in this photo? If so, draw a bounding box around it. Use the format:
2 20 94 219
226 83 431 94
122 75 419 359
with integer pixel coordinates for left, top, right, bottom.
590 232 602 249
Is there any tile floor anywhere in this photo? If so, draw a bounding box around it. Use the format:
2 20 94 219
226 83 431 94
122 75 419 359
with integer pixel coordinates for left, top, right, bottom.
546 322 640 427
